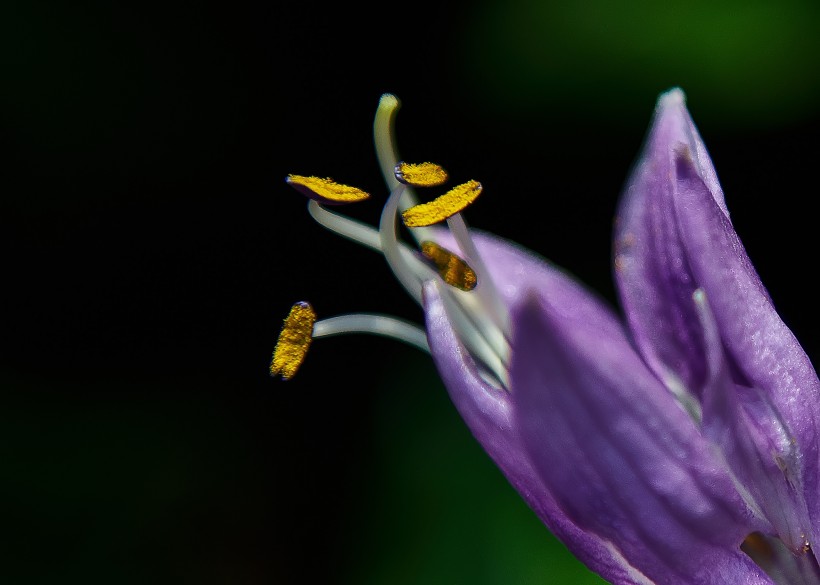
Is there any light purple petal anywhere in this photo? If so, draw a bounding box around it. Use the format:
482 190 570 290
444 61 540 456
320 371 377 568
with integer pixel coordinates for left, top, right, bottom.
696 286 810 552
423 234 664 585
613 88 820 557
674 153 820 554
510 291 773 584
614 88 723 402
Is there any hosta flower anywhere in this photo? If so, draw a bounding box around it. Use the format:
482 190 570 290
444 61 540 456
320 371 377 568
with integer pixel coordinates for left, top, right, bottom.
272 89 820 584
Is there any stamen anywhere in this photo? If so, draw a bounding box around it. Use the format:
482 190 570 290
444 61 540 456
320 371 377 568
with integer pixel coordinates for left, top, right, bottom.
311 182 510 387
372 108 510 377
286 175 370 204
446 213 511 338
395 162 449 187
402 180 482 227
270 301 317 380
450 290 512 371
420 241 477 291
430 281 510 389
380 183 511 386
373 93 435 243
307 200 382 252
313 313 430 353
307 200 432 286
379 183 430 304
281 94 512 390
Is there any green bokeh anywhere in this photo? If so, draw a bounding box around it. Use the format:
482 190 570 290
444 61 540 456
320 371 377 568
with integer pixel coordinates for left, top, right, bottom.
458 0 820 128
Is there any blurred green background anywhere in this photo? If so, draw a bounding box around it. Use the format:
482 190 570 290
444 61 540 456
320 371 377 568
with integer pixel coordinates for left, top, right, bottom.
2 0 819 583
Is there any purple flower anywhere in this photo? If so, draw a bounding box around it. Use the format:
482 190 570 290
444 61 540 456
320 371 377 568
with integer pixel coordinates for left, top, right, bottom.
274 90 820 584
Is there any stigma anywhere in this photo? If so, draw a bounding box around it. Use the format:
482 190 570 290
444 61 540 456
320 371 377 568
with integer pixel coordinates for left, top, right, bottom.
271 94 511 388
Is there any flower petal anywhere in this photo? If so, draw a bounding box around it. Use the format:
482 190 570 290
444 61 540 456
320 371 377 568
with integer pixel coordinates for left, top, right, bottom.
613 87 820 556
511 290 772 584
674 152 820 554
424 235 660 585
696 286 811 551
614 88 723 405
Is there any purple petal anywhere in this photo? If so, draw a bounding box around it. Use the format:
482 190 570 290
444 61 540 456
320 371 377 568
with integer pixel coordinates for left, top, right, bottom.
674 153 820 553
425 231 773 584
696 286 811 552
510 291 773 584
614 88 722 402
423 234 669 584
613 88 820 555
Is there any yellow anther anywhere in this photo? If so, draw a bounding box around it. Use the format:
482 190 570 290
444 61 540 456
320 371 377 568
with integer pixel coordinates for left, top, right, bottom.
402 180 482 227
270 301 317 380
394 161 449 187
286 174 370 204
420 241 477 291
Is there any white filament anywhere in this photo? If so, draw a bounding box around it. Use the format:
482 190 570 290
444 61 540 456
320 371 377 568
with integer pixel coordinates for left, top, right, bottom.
379 183 429 303
373 93 435 244
446 213 511 340
447 289 511 369
372 93 512 388
307 192 510 375
308 200 382 251
435 283 511 388
307 199 425 273
378 181 511 386
313 314 429 353
302 92 514 390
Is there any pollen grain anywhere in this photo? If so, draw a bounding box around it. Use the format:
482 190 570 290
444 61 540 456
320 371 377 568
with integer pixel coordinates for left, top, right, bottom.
270 301 317 380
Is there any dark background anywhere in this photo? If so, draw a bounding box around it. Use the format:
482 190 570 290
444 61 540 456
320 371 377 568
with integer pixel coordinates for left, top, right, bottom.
3 1 820 583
